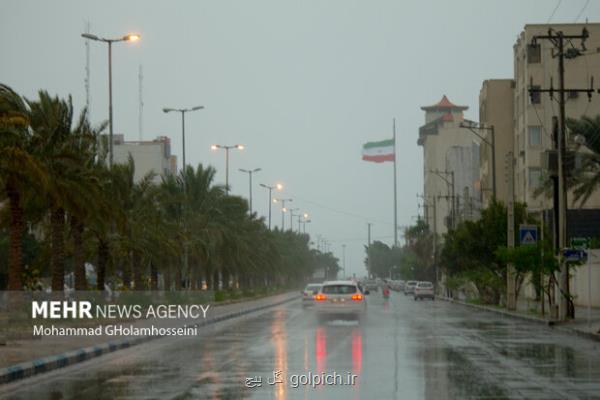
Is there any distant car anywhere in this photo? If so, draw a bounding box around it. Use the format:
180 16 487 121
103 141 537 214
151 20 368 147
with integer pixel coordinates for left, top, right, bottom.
313 280 367 318
302 283 322 307
362 279 379 292
414 281 434 300
404 281 418 295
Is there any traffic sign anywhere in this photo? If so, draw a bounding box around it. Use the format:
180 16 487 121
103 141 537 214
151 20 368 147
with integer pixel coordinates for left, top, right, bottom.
570 237 590 250
563 248 588 262
519 225 538 245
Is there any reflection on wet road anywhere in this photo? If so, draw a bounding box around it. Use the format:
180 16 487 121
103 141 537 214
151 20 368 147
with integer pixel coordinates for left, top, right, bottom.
2 294 600 399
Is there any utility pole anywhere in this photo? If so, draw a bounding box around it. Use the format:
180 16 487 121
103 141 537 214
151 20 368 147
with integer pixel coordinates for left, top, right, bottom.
367 223 371 278
342 244 346 278
529 27 593 320
506 151 516 310
393 118 398 247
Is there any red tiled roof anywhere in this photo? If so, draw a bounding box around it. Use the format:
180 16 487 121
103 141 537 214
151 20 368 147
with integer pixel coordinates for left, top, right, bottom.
421 95 468 111
441 112 454 122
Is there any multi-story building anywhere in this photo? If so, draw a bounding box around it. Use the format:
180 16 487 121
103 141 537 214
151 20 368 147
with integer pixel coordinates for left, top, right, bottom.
112 134 178 183
418 95 480 235
479 79 515 207
513 23 600 212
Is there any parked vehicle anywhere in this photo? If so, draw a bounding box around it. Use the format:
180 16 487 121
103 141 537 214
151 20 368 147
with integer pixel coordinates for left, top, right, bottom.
414 281 435 300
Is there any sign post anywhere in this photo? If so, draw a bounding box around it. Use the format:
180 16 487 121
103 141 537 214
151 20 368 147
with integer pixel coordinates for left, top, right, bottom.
519 225 538 246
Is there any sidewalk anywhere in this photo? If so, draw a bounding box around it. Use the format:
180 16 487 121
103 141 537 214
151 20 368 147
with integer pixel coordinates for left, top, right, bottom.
439 296 600 342
0 291 299 384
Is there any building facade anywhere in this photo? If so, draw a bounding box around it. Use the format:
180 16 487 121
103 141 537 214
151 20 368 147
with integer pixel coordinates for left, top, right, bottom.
513 23 600 211
479 79 515 207
112 134 178 183
418 95 481 235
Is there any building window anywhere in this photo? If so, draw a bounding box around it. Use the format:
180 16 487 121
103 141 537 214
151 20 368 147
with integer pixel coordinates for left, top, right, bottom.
568 90 579 99
529 85 541 104
528 126 541 146
527 44 541 63
528 167 542 189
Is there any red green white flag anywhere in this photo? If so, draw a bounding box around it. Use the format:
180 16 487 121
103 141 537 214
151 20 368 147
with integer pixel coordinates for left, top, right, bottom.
362 138 395 163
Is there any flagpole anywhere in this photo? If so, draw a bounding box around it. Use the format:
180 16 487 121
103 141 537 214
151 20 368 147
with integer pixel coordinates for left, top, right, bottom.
393 118 398 247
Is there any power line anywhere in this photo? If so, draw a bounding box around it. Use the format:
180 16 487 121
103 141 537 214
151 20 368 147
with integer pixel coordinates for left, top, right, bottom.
286 192 404 227
547 0 562 23
575 0 591 22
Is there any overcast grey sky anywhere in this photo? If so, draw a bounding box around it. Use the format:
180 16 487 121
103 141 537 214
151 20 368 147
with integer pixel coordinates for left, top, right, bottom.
2 0 599 277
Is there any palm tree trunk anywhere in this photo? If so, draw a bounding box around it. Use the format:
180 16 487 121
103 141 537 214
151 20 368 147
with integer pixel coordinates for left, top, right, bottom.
150 261 158 290
96 239 108 291
122 254 132 289
6 181 23 291
175 263 183 290
72 217 86 290
163 264 171 291
51 207 65 291
132 251 144 290
222 268 230 290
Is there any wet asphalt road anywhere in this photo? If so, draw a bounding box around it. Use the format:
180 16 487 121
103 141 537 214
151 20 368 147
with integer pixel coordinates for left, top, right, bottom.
2 292 600 400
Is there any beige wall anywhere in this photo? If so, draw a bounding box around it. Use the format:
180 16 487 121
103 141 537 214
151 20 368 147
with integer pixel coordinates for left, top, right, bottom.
479 79 515 207
113 137 175 184
420 117 479 235
513 23 600 211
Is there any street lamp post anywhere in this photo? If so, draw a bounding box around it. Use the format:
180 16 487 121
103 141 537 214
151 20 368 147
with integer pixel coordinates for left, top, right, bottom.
259 183 283 229
297 212 309 233
211 144 244 194
289 208 299 231
81 32 140 167
239 168 261 213
460 122 496 200
163 106 205 175
273 198 292 230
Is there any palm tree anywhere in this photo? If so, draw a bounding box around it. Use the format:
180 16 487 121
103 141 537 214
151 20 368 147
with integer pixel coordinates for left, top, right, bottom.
567 115 600 205
0 84 46 290
28 91 101 292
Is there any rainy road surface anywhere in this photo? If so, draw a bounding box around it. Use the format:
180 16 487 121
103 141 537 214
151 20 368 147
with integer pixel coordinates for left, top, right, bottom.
2 292 600 400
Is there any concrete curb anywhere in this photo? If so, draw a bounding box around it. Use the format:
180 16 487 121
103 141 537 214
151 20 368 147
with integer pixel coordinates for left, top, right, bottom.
437 296 556 326
0 294 299 385
438 296 600 343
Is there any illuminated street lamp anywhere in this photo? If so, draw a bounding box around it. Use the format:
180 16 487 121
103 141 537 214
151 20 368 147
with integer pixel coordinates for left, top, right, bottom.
81 32 141 167
273 197 292 230
259 183 283 229
211 144 244 193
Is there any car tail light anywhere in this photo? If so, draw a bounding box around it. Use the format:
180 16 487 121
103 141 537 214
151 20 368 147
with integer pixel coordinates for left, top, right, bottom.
351 294 364 301
314 294 327 301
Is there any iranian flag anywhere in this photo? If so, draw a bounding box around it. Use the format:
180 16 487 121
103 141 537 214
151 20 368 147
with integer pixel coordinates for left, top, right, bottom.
362 138 395 163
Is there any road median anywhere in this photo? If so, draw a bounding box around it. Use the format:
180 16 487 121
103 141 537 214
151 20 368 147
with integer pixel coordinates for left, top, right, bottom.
0 291 299 385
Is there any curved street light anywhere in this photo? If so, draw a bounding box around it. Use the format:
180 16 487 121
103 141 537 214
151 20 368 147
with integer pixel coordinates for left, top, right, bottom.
81 31 141 166
211 144 244 193
163 106 204 175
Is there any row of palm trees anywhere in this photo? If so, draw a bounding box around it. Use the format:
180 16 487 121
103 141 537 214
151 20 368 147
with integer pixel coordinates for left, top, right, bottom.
0 84 333 291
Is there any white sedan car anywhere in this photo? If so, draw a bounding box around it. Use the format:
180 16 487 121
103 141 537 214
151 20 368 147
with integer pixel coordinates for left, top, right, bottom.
313 280 367 317
302 283 322 307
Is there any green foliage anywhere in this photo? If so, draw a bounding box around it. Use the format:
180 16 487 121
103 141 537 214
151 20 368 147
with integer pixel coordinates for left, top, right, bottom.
440 200 538 304
0 84 334 291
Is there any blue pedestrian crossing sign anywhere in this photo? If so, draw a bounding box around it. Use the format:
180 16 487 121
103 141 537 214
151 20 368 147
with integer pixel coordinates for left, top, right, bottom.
519 225 538 245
